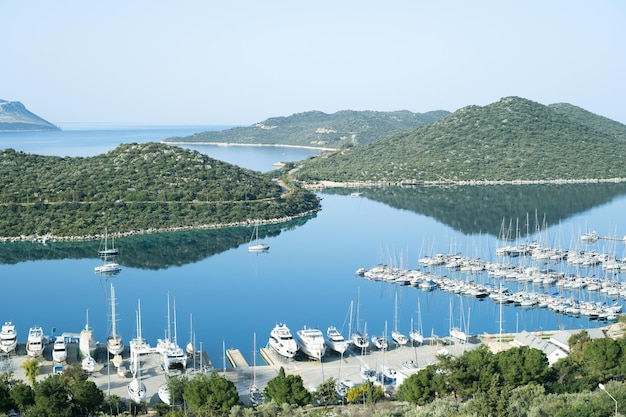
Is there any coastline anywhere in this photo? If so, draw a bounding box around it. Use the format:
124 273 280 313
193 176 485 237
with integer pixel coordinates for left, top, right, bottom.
0 207 321 243
162 140 335 152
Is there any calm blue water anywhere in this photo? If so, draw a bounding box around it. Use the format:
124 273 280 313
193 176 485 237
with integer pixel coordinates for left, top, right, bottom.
1 127 626 367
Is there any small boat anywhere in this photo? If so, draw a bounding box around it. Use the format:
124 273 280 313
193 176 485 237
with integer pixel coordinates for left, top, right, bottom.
294 327 326 360
128 375 147 404
0 322 18 354
370 334 387 350
25 326 44 358
81 355 96 372
52 336 67 362
248 222 269 252
268 323 298 359
158 383 171 405
325 326 349 354
360 365 376 382
249 332 265 405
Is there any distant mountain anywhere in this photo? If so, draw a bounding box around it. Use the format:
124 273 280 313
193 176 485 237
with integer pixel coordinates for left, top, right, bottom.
293 96 626 183
0 100 60 132
166 109 450 148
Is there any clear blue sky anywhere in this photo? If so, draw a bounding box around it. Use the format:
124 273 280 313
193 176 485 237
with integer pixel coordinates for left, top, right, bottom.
2 1 625 125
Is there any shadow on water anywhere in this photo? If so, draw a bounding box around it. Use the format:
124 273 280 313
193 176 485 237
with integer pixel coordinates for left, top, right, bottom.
326 183 626 237
0 215 314 267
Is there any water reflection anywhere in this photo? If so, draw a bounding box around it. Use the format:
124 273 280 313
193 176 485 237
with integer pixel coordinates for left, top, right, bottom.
327 183 626 237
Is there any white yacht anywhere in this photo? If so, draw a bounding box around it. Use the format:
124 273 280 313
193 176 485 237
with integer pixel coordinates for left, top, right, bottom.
294 327 326 360
370 334 388 350
128 375 147 404
0 322 17 354
26 326 44 358
106 284 124 356
52 336 67 362
325 326 349 354
158 383 171 405
81 355 96 372
268 323 298 359
248 222 269 252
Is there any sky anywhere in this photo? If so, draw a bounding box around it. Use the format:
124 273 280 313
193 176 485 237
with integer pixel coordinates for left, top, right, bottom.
1 1 625 126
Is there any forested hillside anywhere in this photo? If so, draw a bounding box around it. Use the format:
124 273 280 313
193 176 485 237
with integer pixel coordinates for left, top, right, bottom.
293 97 626 183
166 109 449 148
0 142 319 238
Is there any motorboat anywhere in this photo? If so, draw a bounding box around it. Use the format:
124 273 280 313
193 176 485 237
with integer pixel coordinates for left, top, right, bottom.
248 222 269 252
0 322 17 354
294 327 326 360
351 330 369 350
106 284 124 356
25 326 44 358
325 326 349 354
268 323 298 359
52 336 67 362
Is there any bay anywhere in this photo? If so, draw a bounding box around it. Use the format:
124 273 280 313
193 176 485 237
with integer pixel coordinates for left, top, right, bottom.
1 126 626 369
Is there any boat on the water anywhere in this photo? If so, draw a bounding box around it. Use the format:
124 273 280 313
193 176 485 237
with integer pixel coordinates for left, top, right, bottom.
107 284 124 356
325 326 349 354
25 326 44 358
294 327 326 360
248 222 269 252
0 322 17 354
52 336 67 362
268 323 298 359
98 227 119 257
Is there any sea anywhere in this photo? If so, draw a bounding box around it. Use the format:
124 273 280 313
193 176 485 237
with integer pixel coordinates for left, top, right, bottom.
1 124 626 368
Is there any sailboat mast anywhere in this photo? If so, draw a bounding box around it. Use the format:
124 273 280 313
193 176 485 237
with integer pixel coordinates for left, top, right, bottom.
111 284 117 337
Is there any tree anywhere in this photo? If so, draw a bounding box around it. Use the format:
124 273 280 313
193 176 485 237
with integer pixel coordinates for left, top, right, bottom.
582 338 622 381
314 377 338 406
183 372 239 416
397 365 446 405
8 381 34 414
21 358 42 386
31 374 73 417
70 380 104 416
264 367 311 406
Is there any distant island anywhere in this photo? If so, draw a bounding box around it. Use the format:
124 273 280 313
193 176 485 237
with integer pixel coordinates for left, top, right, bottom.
165 109 450 149
0 99 60 132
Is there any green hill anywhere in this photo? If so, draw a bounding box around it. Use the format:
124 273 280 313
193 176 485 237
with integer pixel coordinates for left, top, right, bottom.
293 97 626 183
548 102 626 140
0 142 320 238
165 109 449 148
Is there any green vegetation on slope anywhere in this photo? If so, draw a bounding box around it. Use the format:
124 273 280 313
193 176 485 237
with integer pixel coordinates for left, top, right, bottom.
0 142 320 238
293 97 626 183
549 102 626 140
166 109 449 148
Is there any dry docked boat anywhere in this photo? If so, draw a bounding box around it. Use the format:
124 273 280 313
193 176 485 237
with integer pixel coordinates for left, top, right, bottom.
52 336 67 362
0 322 17 354
107 283 124 356
325 326 349 354
268 323 298 359
26 326 44 358
294 327 326 360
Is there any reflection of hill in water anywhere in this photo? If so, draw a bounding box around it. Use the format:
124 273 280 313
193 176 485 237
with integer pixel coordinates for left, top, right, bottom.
326 183 626 237
0 216 313 267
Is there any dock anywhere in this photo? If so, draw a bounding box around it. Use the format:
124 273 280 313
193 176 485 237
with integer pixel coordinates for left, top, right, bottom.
226 349 249 369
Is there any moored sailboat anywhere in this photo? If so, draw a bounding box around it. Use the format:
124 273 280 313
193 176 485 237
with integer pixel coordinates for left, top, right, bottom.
391 291 409 346
248 222 269 252
107 284 124 356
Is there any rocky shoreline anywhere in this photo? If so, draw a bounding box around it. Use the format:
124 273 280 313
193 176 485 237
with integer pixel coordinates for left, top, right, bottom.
0 208 321 243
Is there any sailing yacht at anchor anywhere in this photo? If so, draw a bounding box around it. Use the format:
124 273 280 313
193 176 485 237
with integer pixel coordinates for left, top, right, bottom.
248 222 269 252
